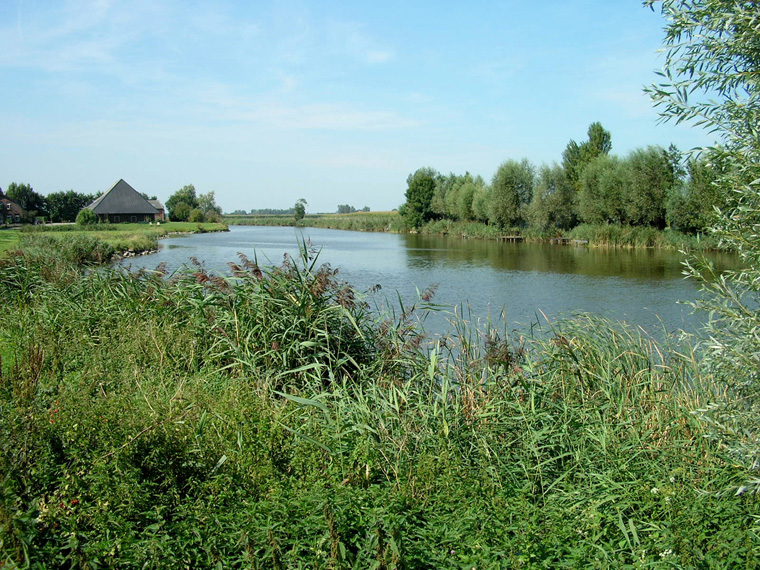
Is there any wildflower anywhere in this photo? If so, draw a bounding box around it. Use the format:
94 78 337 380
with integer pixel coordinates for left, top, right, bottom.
659 548 674 558
651 487 659 494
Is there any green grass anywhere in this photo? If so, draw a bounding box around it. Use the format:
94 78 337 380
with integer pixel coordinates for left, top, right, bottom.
0 230 19 255
0 238 757 568
14 222 228 256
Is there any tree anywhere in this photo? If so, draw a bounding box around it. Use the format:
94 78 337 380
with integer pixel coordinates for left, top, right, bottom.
667 153 727 233
166 184 199 221
647 0 760 491
489 159 534 229
46 190 95 223
526 164 577 232
562 122 612 191
294 198 307 222
337 204 357 214
401 168 439 228
623 146 676 228
472 184 492 223
198 191 222 216
76 208 98 225
171 201 192 222
6 182 46 220
578 154 627 225
188 208 205 223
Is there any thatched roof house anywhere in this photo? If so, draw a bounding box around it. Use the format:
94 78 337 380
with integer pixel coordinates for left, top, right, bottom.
0 188 24 224
85 179 160 223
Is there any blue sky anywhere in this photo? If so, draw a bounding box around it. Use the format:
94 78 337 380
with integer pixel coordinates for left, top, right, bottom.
0 0 713 213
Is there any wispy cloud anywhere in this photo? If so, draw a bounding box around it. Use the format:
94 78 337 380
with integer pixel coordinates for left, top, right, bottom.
210 99 419 131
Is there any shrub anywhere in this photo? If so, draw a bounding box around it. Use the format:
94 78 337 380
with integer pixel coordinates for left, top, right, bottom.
75 208 98 225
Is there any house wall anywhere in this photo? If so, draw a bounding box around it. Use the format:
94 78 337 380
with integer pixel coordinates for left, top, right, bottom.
1 198 24 224
97 213 158 223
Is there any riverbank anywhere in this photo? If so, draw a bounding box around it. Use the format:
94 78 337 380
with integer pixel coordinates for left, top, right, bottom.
0 221 228 259
223 212 723 251
0 235 756 568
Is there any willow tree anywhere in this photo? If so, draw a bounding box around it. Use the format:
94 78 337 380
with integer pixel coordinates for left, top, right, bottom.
647 0 760 492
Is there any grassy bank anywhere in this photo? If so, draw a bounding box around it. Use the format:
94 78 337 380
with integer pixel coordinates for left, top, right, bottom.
0 235 757 568
0 222 228 259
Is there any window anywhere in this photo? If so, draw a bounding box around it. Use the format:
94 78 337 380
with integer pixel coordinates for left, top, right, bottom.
130 216 137 222
113 216 120 223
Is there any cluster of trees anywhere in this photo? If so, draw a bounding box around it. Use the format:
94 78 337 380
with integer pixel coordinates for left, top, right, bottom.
1 182 96 223
400 123 726 234
337 204 370 214
165 184 222 223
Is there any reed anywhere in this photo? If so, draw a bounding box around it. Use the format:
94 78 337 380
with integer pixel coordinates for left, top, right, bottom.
0 239 756 568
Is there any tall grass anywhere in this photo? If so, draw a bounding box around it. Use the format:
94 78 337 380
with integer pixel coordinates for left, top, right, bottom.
567 223 723 250
0 239 757 567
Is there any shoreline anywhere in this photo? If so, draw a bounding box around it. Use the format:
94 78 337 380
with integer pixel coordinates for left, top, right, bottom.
224 214 726 252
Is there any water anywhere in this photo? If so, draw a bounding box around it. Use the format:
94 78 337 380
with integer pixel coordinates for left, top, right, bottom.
118 225 733 336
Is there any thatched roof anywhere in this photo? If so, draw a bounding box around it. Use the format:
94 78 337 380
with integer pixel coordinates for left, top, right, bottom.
87 179 158 215
148 199 165 211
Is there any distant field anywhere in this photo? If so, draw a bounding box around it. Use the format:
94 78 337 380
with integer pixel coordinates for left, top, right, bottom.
223 211 404 232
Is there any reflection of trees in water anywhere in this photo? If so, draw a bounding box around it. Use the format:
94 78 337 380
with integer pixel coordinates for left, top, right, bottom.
401 234 735 280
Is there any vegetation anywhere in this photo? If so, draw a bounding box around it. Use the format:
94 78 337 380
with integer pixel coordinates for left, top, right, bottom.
1 1 759 566
398 168 437 229
398 127 725 240
294 198 308 223
337 204 370 214
165 184 222 223
645 0 760 493
76 208 98 226
0 231 19 255
0 222 227 260
1 236 758 567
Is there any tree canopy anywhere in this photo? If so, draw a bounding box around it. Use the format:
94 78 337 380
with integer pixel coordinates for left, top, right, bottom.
6 182 46 219
294 198 307 222
400 168 438 229
166 184 199 221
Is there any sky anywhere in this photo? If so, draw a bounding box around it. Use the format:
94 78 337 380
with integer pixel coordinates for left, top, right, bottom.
0 0 715 214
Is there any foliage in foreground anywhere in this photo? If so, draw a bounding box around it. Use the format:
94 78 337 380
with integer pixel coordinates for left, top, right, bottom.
0 240 758 568
646 0 760 492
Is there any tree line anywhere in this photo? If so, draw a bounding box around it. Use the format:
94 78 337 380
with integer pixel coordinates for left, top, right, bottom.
1 183 97 223
400 122 726 234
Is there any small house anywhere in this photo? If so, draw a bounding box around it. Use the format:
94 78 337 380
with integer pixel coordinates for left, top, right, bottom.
84 179 160 223
0 189 24 224
148 199 165 221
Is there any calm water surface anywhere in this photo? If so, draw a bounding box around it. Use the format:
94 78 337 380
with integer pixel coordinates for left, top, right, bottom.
119 225 733 336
